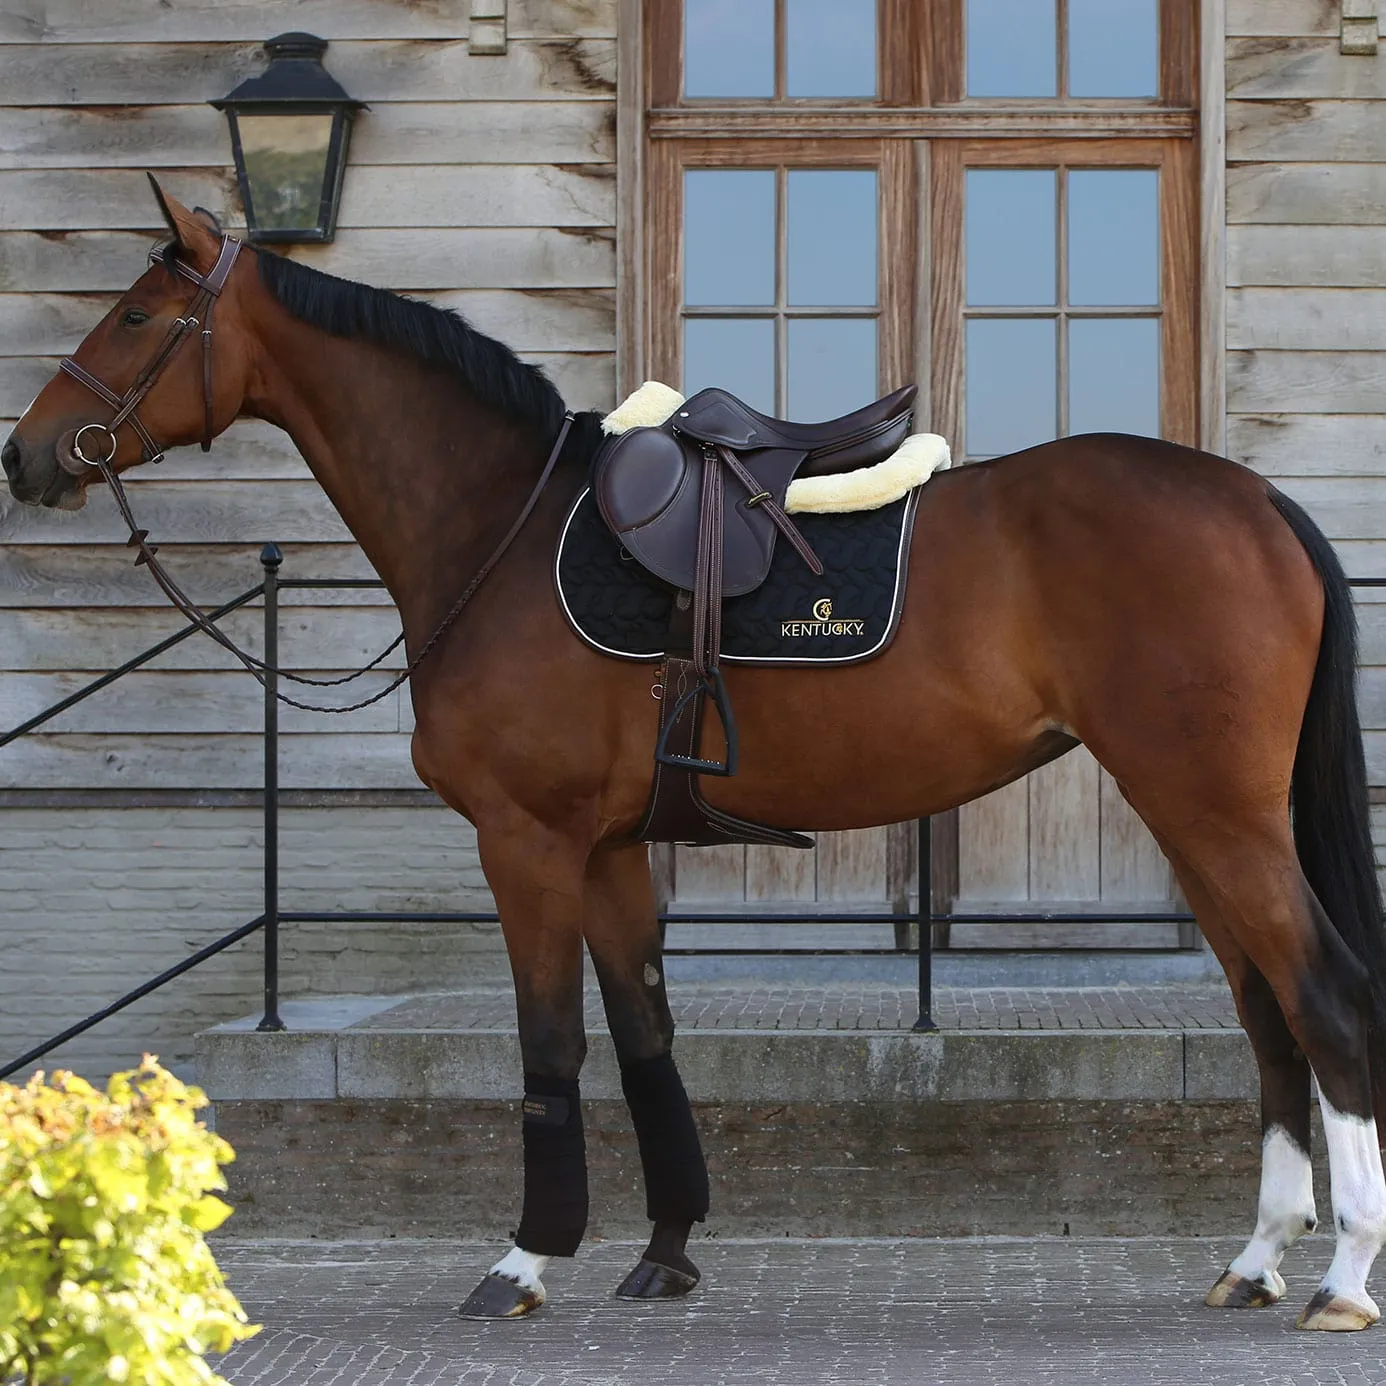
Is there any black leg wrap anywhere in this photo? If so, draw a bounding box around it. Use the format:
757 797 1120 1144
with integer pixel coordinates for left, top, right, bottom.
621 1051 710 1224
516 1073 588 1257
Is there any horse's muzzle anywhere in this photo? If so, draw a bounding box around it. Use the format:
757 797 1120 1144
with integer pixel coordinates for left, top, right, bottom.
1 432 46 504
1 435 21 488
2 431 84 509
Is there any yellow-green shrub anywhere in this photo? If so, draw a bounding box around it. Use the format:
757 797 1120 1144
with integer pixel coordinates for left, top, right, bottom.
0 1056 258 1386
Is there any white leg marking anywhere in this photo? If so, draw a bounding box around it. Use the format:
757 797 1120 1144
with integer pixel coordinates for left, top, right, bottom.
489 1246 551 1301
1316 1087 1386 1314
1227 1125 1316 1295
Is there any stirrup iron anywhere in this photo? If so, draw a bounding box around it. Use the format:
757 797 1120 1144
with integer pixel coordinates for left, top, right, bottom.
654 670 739 777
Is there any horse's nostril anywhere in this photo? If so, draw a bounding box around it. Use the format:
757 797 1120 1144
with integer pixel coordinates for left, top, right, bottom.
1 437 20 482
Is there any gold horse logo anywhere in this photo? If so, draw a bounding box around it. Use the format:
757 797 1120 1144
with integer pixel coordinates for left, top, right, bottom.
812 597 833 621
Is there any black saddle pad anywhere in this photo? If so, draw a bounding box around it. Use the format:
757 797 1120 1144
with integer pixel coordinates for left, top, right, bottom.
554 488 918 665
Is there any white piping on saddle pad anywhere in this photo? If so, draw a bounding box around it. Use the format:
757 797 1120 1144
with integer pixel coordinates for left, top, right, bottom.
600 381 952 515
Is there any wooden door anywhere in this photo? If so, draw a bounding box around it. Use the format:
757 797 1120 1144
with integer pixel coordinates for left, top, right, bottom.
639 0 1198 926
646 135 918 919
930 138 1197 935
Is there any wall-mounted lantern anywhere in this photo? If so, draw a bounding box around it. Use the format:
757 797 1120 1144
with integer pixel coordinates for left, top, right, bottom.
211 32 365 244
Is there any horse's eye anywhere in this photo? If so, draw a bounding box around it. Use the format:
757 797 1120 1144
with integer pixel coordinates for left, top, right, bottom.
121 308 150 327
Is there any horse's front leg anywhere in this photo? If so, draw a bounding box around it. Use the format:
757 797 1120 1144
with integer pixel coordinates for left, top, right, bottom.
584 841 709 1300
458 819 591 1321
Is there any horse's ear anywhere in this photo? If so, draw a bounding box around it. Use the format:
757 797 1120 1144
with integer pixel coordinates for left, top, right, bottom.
147 172 182 244
146 173 222 263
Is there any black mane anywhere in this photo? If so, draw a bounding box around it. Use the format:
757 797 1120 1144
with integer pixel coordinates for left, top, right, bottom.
253 250 567 435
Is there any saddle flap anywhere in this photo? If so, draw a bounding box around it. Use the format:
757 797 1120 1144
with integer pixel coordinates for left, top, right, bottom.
669 389 768 450
591 426 687 532
591 423 800 597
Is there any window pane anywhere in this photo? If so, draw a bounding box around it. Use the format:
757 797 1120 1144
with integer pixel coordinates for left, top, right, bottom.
966 169 1056 307
967 0 1057 97
686 0 774 97
788 170 877 307
1069 319 1159 437
787 319 877 421
786 0 877 97
1068 170 1159 307
1070 0 1158 98
685 319 776 414
966 318 1056 456
685 170 775 306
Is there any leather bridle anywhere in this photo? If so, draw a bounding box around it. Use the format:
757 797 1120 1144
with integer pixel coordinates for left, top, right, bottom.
57 234 243 474
46 227 577 713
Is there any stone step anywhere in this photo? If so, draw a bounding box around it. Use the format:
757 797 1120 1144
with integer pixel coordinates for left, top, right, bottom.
197 983 1288 1242
198 988 1255 1105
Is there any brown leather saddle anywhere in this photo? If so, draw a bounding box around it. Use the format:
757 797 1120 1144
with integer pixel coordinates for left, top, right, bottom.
591 383 918 848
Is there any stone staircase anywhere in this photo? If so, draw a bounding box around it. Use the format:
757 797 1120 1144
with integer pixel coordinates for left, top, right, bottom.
196 972 1311 1242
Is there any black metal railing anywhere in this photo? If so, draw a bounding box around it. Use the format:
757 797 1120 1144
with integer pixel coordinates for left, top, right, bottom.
11 548 1379 1078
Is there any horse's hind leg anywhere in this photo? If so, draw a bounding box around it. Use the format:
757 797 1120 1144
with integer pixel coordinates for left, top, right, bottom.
583 841 709 1299
1163 822 1386 1330
457 818 591 1320
1156 839 1317 1308
1206 963 1317 1309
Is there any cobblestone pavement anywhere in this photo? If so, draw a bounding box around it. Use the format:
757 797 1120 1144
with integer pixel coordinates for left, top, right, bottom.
359 983 1241 1035
215 1237 1386 1386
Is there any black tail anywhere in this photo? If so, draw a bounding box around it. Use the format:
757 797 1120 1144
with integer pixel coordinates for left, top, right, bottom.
1270 488 1386 1097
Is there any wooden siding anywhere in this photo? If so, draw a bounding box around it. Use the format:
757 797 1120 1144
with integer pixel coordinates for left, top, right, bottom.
0 0 618 793
1225 0 1386 785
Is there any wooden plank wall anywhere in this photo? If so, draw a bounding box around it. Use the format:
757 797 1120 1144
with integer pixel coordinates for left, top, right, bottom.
1225 0 1386 780
0 0 618 793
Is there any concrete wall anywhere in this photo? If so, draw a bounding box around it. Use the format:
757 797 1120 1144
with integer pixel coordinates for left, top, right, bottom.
0 805 510 1081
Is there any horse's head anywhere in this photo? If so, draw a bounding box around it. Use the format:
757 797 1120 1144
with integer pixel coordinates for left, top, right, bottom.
3 177 254 510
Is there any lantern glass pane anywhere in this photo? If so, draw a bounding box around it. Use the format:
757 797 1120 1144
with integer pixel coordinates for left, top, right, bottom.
237 113 334 233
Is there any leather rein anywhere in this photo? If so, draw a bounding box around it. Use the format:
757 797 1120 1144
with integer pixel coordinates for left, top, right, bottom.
56 232 575 714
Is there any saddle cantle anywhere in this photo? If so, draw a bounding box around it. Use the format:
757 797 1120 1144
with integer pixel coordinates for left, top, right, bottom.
588 383 919 849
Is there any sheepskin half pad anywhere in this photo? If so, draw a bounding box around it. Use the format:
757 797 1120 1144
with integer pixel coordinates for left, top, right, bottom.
554 486 921 666
600 381 952 514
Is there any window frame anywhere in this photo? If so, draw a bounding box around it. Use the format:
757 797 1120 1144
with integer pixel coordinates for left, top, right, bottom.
646 138 917 401
930 137 1199 454
649 0 1195 127
946 0 1196 107
651 0 924 109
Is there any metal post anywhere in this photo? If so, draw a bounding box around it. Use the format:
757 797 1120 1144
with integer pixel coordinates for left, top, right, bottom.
257 543 286 1033
912 816 937 1032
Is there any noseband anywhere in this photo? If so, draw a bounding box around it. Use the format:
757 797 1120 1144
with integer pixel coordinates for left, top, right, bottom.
57 234 242 473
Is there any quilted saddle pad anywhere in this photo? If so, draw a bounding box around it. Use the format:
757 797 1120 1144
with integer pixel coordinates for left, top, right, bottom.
554 486 920 666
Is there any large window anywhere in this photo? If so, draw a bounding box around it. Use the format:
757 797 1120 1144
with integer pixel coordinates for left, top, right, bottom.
645 0 1198 446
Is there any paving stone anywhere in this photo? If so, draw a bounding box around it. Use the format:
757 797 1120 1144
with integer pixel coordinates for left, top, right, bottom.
213 1237 1386 1386
354 983 1241 1035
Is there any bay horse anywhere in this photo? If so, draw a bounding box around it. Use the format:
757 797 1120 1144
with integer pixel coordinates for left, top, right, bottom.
6 181 1386 1331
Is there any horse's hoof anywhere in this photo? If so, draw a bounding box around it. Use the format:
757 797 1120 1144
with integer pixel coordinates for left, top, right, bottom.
615 1256 700 1300
457 1272 544 1320
1297 1288 1381 1332
1205 1268 1286 1308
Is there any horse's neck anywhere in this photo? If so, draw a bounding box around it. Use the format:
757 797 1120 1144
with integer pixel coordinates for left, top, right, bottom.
245 318 541 642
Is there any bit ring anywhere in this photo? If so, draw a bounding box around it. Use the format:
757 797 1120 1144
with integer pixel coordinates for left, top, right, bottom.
72 423 118 466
